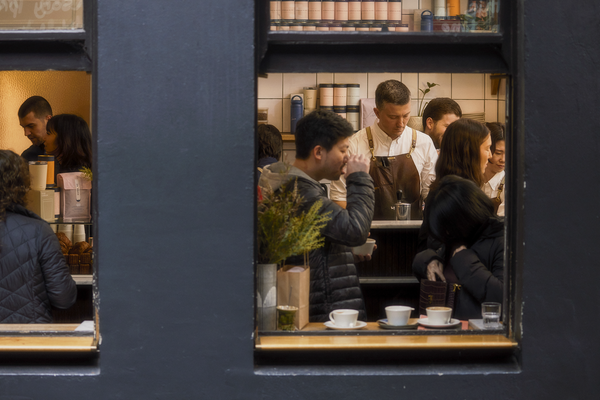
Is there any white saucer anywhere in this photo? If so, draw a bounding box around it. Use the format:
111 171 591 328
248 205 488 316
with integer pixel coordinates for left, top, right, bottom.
417 318 461 329
324 321 367 330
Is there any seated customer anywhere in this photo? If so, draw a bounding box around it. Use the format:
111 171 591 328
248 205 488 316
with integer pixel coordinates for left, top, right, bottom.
483 122 506 216
45 114 92 173
412 175 504 320
259 110 375 322
0 150 77 323
257 124 283 181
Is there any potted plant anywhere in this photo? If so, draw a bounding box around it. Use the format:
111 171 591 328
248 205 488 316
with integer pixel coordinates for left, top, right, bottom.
256 180 331 330
407 81 439 132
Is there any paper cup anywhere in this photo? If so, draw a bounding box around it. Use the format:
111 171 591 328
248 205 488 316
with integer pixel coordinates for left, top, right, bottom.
351 238 376 256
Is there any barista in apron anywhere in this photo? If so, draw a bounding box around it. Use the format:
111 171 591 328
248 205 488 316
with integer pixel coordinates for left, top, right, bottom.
366 126 422 220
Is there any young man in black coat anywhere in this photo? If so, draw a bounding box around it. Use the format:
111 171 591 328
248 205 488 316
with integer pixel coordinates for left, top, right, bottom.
260 110 375 322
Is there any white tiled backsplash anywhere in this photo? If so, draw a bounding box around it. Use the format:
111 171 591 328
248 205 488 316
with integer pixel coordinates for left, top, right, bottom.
258 73 507 134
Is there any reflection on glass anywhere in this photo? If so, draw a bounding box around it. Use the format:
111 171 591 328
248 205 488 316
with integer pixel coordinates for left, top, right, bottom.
269 0 500 33
0 0 83 30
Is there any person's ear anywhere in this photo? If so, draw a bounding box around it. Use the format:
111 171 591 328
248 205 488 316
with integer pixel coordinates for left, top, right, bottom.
373 107 380 120
426 117 434 131
313 145 324 161
45 114 52 123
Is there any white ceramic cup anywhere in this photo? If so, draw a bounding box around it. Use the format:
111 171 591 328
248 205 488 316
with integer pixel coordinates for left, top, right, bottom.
385 305 414 326
426 306 452 325
329 309 359 328
351 238 376 257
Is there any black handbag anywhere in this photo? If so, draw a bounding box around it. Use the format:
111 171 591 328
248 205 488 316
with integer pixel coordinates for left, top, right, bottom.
418 279 461 316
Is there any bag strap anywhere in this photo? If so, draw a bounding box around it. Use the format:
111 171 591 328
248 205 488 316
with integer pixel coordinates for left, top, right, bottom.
406 128 417 159
366 126 376 161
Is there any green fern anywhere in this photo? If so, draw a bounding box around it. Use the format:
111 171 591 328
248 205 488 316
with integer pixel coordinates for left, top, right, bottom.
258 179 331 266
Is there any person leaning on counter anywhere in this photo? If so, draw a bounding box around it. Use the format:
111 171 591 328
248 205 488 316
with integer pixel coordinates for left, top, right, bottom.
259 110 375 322
329 80 438 220
18 96 53 162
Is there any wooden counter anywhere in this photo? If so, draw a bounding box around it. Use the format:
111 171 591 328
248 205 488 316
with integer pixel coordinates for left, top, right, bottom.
256 322 516 351
0 323 97 352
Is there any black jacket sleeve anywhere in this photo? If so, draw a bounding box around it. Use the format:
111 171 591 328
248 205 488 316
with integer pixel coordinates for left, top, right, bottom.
449 238 504 303
39 224 77 309
318 172 375 247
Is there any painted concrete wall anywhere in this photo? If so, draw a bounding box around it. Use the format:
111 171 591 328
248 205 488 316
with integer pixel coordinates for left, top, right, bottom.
0 0 599 398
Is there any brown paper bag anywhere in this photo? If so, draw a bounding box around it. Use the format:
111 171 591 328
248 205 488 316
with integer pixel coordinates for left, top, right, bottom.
277 265 310 330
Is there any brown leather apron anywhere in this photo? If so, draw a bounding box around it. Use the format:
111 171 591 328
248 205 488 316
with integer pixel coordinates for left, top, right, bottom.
366 126 422 220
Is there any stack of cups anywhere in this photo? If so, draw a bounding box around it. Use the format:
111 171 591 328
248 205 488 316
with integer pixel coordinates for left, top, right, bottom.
346 83 360 131
73 224 86 243
58 224 74 242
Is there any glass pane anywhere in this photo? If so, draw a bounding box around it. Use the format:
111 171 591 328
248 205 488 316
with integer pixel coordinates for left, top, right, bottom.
269 0 500 33
257 72 508 335
0 0 83 30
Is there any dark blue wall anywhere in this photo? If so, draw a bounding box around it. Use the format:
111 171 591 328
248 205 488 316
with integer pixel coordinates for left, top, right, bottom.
1 0 599 398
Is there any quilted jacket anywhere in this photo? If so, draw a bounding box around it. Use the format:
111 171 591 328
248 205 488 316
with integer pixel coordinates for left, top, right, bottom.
0 204 77 323
260 162 375 322
412 217 504 320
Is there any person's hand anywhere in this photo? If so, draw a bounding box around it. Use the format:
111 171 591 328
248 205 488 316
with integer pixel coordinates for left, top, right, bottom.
426 260 445 282
452 245 467 257
345 154 370 176
353 243 377 263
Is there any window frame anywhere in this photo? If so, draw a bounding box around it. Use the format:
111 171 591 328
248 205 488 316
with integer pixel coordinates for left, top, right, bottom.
0 0 99 361
254 0 524 372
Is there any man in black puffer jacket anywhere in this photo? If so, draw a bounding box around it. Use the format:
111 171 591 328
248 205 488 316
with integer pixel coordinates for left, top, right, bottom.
260 111 375 322
0 150 77 323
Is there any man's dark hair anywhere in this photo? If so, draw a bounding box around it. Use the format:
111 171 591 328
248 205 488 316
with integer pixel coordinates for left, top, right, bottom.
18 96 53 119
486 122 505 153
257 124 283 160
375 80 411 110
422 98 462 129
294 110 354 160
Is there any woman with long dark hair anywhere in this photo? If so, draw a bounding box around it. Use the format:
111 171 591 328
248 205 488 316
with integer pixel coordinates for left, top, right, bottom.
434 118 492 188
45 114 92 172
412 175 504 320
0 150 76 322
417 118 493 251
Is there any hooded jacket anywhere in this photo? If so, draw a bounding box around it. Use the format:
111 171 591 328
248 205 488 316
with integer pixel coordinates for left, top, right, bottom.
260 162 375 322
412 217 504 320
0 204 77 323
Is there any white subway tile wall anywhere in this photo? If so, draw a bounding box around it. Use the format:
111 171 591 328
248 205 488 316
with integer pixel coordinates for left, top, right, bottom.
259 73 507 133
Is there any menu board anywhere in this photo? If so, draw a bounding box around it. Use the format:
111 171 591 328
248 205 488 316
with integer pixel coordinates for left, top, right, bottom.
0 0 83 30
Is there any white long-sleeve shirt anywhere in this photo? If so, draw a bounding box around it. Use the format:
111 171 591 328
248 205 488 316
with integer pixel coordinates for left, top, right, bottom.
330 123 438 202
483 170 505 216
